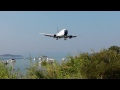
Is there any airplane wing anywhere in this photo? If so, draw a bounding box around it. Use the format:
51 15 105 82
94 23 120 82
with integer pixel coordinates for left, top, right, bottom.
39 33 54 37
66 35 77 38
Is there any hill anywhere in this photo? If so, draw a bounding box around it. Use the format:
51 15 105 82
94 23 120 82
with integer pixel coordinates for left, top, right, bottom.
0 54 23 59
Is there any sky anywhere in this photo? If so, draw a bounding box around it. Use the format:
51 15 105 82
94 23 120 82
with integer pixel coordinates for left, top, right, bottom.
0 11 120 57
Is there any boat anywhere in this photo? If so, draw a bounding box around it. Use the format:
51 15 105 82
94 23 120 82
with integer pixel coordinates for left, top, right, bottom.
9 59 16 62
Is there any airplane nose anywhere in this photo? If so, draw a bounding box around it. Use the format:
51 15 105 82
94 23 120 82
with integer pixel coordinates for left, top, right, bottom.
64 30 68 36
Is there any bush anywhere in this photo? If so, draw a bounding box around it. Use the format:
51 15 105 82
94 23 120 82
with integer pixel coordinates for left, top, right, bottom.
0 60 20 79
23 47 120 79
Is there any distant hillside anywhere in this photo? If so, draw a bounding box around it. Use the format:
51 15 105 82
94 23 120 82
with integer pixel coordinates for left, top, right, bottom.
0 54 23 58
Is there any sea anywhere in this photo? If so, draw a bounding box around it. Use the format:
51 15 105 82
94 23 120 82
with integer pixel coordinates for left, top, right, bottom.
0 53 74 75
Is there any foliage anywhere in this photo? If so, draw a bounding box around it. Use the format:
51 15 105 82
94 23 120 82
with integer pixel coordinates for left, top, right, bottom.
25 47 120 79
1 45 120 79
108 45 120 54
0 60 21 79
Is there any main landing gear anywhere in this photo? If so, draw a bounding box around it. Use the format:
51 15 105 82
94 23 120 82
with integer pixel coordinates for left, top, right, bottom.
64 38 66 40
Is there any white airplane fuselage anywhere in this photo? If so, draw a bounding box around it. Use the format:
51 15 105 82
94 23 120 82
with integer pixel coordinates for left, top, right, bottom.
56 29 68 38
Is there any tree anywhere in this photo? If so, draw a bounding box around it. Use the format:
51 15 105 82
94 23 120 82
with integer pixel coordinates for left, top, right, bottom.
108 45 120 54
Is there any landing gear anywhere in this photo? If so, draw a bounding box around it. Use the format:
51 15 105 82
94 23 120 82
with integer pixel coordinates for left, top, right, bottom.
64 38 66 40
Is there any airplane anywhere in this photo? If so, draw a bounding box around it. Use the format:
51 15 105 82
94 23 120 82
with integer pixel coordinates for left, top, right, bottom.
39 28 78 40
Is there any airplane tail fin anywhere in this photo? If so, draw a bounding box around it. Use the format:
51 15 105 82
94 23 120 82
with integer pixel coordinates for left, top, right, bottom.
57 26 59 33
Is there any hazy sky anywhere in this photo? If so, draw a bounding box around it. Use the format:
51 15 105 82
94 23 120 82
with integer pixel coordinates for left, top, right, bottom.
0 11 120 57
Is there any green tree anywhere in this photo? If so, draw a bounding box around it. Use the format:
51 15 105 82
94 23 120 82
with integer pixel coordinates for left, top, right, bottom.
108 45 120 54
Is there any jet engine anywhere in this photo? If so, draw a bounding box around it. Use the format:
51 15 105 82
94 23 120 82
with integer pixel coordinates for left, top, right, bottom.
53 35 56 38
69 35 72 39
